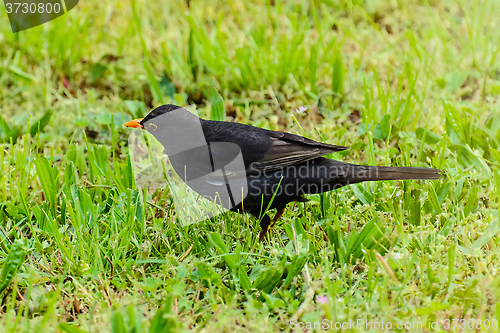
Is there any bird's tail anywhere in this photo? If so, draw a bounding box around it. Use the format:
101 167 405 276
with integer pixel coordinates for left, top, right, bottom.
330 162 442 185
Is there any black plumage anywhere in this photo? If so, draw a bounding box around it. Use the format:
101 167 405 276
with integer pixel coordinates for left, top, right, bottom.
129 104 442 241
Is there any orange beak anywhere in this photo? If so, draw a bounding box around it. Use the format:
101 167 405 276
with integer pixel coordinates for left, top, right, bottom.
124 118 144 129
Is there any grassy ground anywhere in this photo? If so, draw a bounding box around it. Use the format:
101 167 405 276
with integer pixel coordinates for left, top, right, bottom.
1 0 500 331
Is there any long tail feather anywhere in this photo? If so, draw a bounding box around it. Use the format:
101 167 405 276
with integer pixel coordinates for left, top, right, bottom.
345 165 442 182
328 161 442 185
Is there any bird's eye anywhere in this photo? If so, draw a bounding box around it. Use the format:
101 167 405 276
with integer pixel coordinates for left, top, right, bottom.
148 123 157 131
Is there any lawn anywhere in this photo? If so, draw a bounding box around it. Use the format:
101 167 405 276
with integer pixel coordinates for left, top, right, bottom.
1 0 500 331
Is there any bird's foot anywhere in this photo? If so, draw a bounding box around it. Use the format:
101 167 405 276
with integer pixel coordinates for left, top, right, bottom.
258 205 287 242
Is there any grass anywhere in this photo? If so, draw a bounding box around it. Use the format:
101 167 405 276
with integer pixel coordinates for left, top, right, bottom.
1 0 500 331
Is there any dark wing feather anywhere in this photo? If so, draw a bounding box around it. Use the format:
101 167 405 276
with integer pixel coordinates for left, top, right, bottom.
248 129 347 172
202 120 348 174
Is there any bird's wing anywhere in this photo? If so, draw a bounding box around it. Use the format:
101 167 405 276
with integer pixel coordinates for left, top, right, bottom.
248 130 348 173
203 120 348 174
267 129 347 151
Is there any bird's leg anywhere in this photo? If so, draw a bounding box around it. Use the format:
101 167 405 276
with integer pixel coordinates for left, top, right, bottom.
258 205 287 242
258 215 271 242
270 205 287 230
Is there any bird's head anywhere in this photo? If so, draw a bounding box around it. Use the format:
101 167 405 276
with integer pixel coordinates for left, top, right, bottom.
124 104 205 156
124 104 198 132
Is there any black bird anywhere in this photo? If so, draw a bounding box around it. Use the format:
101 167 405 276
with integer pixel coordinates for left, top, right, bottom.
125 104 441 241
